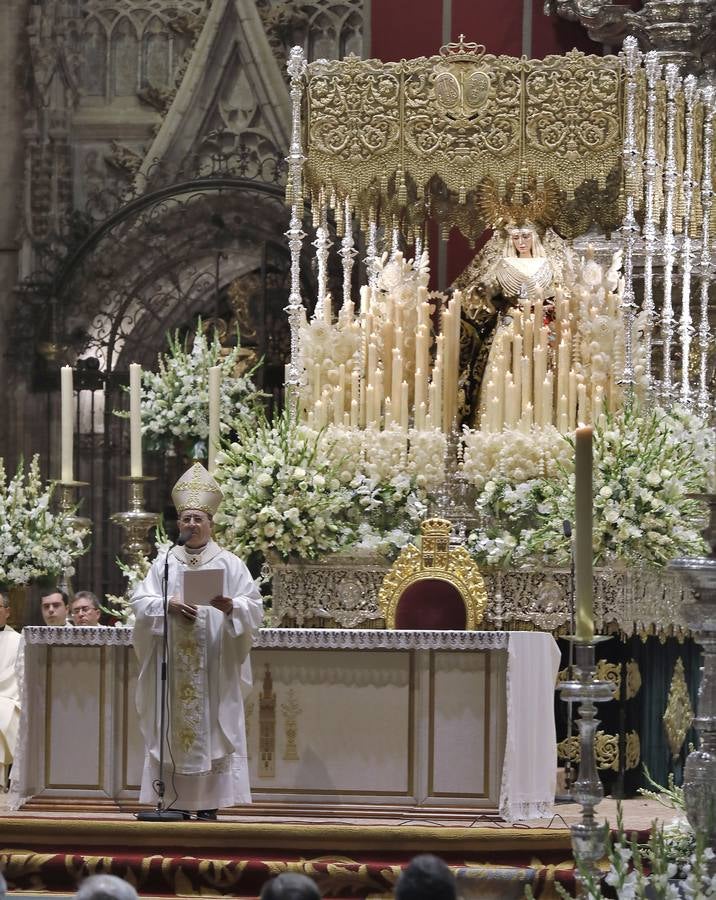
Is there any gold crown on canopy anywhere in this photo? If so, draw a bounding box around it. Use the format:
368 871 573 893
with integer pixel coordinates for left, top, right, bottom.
171 463 223 515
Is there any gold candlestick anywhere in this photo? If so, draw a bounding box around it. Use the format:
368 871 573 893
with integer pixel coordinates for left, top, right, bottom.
111 476 159 569
52 480 92 595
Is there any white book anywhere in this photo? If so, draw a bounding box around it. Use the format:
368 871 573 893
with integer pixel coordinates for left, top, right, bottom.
182 568 224 606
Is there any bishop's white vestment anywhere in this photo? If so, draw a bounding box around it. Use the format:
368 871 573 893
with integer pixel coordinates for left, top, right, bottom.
0 625 23 786
132 540 263 811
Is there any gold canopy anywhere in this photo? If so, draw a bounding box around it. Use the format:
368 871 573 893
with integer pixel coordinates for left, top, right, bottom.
294 37 713 241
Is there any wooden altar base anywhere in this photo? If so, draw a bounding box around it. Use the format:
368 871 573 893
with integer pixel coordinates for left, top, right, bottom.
0 799 678 898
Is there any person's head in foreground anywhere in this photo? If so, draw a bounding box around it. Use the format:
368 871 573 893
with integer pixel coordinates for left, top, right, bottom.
74 874 138 900
40 588 69 625
394 854 456 900
172 463 223 550
260 873 321 900
71 591 102 625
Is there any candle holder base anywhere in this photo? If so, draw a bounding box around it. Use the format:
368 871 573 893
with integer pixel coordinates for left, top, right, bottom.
560 639 617 893
111 476 160 569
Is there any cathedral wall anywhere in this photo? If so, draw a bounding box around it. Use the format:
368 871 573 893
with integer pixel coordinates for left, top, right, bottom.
0 0 30 459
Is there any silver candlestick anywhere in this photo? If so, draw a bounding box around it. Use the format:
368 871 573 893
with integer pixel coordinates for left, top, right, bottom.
53 479 92 595
669 493 716 875
560 639 616 894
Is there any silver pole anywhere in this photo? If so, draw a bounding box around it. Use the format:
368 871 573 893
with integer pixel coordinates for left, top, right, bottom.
661 64 681 402
680 75 698 408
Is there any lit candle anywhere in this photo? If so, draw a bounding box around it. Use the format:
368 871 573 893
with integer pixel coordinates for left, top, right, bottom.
314 363 322 404
61 365 74 482
384 396 393 428
417 400 426 430
366 385 375 425
568 370 577 430
391 347 402 410
129 363 143 478
574 425 595 641
350 398 358 428
333 384 344 426
577 381 588 425
400 380 409 431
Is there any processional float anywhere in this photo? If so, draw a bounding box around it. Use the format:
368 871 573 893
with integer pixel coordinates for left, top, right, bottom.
283 36 714 426
280 36 716 885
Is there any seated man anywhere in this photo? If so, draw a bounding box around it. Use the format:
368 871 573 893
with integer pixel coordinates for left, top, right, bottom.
0 592 22 788
71 591 103 626
40 589 70 626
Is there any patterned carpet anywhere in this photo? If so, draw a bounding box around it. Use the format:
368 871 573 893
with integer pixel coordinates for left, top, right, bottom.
0 799 676 897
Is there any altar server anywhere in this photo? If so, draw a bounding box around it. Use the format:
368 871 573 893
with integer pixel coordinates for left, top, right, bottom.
0 592 22 788
132 463 262 820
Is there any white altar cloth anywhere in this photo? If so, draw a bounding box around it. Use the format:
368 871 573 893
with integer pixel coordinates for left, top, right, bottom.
12 627 559 821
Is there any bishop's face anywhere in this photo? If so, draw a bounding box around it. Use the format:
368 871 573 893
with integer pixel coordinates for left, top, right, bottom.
510 227 534 258
178 509 212 549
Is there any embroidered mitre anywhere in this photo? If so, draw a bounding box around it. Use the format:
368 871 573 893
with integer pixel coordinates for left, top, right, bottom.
171 463 223 515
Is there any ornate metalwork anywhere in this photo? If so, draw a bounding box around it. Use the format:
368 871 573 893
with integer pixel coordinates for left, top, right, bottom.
339 199 358 309
110 476 160 569
560 641 616 891
669 494 716 873
697 86 714 419
680 75 698 409
641 51 660 391
625 660 642 700
661 64 680 402
663 657 695 758
378 518 488 629
281 689 302 762
300 47 626 240
285 45 308 406
557 729 641 771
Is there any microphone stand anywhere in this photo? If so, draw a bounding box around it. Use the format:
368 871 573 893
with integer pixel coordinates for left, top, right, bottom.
136 535 187 822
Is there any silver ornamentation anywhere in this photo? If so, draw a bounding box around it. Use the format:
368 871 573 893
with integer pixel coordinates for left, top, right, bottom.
696 87 714 419
669 495 716 875
312 200 332 320
679 75 697 409
339 198 358 309
641 51 661 390
661 64 680 403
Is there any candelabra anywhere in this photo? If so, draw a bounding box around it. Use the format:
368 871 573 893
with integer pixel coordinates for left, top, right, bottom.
53 479 91 594
430 427 477 545
111 476 160 569
560 639 616 893
669 493 716 874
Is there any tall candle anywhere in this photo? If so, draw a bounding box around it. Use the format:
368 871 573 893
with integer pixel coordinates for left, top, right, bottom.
577 382 588 425
129 363 143 477
384 396 393 428
391 347 402 410
333 384 344 426
61 365 74 482
350 398 359 428
574 426 595 641
400 380 409 431
208 365 221 473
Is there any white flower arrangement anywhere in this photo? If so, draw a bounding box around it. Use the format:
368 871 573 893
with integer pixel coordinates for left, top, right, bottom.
124 323 262 453
213 409 359 561
462 424 574 490
213 415 445 562
0 455 88 585
466 405 710 570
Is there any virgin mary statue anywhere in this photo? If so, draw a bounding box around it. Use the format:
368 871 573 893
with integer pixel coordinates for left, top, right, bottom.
453 208 572 426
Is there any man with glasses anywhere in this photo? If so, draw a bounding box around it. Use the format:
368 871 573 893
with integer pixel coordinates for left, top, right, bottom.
70 591 103 626
132 462 263 821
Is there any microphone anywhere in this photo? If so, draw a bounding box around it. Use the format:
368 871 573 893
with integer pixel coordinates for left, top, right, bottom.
563 520 572 539
176 528 193 547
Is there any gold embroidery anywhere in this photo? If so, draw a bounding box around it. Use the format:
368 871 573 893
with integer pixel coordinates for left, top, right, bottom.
259 664 276 777
282 689 302 761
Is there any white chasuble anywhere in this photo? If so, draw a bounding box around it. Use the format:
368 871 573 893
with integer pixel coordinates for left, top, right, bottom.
0 626 22 784
132 541 263 810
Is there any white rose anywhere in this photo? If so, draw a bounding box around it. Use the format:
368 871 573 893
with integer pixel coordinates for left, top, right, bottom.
313 474 326 489
257 473 273 487
293 467 306 479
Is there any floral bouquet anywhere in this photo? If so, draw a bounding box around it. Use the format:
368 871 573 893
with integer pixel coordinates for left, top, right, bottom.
465 405 710 570
213 409 359 561
0 455 88 586
122 322 263 454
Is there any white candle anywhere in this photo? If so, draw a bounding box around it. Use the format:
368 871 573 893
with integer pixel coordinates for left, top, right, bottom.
417 400 426 430
391 347 402 410
129 363 143 477
333 385 344 426
568 370 578 430
384 396 393 428
350 398 359 428
61 365 74 482
400 380 409 431
574 425 595 641
208 365 221 473
505 379 518 428
542 372 553 427
577 382 588 425
314 363 322 404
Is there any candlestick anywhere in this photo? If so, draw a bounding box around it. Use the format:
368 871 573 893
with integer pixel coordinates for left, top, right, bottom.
574 426 595 642
208 365 221 474
61 366 74 483
111 475 159 570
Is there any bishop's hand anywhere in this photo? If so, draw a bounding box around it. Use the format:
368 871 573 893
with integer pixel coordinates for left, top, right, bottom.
168 596 198 622
210 595 233 615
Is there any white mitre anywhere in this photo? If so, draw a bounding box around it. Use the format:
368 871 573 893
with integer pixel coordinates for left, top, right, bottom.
171 462 223 515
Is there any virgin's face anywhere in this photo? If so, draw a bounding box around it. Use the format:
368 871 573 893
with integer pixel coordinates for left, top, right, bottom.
510 228 534 258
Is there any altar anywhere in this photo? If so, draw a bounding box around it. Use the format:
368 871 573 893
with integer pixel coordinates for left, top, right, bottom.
12 626 559 822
